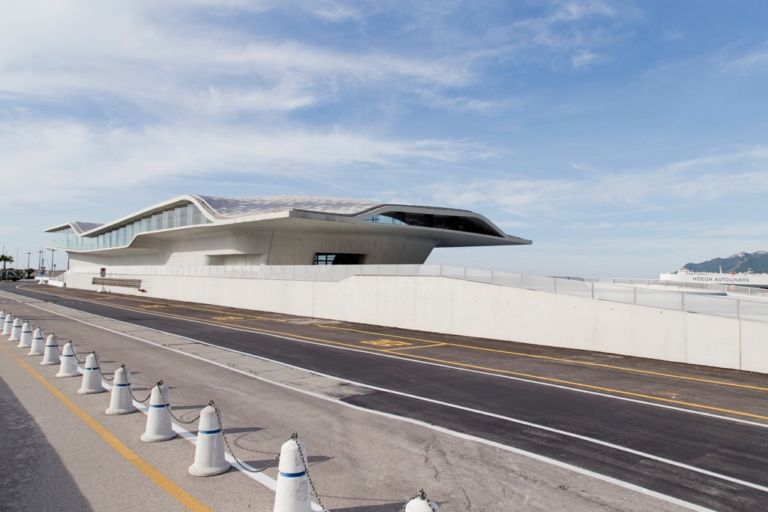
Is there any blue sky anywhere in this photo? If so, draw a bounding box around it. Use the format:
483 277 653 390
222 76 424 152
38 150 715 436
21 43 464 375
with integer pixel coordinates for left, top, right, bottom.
1 0 767 277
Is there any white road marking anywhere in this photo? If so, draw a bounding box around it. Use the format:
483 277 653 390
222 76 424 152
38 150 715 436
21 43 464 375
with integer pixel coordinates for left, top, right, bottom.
3 291 741 509
18 287 768 430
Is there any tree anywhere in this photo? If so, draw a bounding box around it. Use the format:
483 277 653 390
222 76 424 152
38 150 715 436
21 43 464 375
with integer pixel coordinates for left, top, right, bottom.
0 254 13 280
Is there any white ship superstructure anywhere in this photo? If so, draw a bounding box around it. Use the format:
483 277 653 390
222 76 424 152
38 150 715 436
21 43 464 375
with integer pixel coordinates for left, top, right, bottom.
660 268 768 288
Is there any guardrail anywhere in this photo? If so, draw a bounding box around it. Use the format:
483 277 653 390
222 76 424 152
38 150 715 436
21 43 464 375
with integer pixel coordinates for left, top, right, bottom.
69 264 768 322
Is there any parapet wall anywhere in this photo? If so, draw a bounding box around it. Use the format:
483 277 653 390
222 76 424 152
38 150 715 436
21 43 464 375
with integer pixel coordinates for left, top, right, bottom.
61 269 768 374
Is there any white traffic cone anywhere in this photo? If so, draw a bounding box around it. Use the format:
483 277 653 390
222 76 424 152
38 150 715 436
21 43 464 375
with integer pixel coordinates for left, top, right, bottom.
2 314 13 336
188 403 230 476
78 352 105 394
28 327 45 355
404 490 439 512
105 365 137 415
141 382 176 442
17 321 33 348
9 318 22 341
56 342 80 378
273 434 311 512
41 334 60 366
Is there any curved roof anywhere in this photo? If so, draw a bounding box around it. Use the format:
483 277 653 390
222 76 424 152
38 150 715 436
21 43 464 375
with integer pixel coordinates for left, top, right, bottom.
45 194 531 248
197 195 379 217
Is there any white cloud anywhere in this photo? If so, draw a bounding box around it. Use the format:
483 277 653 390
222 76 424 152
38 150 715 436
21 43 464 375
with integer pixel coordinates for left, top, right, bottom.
571 50 601 69
725 44 768 71
0 119 485 208
0 0 474 123
429 146 768 216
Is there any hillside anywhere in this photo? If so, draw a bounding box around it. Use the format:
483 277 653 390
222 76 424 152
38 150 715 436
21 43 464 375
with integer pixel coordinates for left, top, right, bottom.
683 251 768 273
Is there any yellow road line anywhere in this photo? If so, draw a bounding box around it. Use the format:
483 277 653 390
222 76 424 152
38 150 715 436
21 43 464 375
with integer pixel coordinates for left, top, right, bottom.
22 285 280 324
388 342 449 351
2 345 212 512
319 324 768 393
20 286 768 422
381 349 768 422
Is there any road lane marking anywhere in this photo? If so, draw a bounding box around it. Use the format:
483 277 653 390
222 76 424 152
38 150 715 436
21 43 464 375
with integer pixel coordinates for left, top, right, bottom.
379 350 768 422
318 324 768 393
360 339 412 348
14 286 768 426
0 298 732 510
1 344 212 512
387 342 449 351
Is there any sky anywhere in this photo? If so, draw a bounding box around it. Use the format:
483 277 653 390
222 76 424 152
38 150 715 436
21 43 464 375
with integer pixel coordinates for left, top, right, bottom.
1 0 767 277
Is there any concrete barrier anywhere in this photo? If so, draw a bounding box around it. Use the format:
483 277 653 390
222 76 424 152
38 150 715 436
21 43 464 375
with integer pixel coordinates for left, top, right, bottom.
61 269 768 373
141 383 176 442
41 334 60 366
1 314 12 335
404 490 439 512
28 327 45 355
56 342 80 378
273 435 310 512
105 365 137 415
78 352 105 394
17 321 33 348
188 404 230 477
9 317 22 341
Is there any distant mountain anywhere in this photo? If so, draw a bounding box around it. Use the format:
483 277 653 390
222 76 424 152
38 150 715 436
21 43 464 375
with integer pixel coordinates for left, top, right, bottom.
683 251 768 273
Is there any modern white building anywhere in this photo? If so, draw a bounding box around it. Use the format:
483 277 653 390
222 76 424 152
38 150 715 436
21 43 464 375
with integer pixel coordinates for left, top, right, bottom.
41 195 768 376
47 195 531 269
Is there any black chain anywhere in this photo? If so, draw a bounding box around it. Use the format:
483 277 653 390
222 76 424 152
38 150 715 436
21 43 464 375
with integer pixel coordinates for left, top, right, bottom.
69 343 85 363
211 401 281 473
96 355 116 381
157 384 201 425
294 433 331 512
130 383 154 404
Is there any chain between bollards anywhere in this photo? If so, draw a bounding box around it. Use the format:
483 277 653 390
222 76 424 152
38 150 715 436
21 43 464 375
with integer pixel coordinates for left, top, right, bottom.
157 383 201 425
69 342 85 363
294 432 331 512
211 401 281 473
96 354 116 381
131 379 164 404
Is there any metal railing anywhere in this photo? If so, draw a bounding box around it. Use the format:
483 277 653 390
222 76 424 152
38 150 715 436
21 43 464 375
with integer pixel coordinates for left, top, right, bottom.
68 264 768 322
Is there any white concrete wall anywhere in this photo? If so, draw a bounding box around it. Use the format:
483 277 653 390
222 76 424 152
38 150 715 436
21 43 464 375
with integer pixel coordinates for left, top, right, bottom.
67 226 436 269
61 270 768 373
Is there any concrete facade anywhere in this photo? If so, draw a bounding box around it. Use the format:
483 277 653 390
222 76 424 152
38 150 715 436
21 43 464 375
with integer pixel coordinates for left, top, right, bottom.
47 195 531 269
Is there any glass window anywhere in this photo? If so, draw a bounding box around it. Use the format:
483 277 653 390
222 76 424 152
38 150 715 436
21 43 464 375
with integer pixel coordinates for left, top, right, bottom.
313 253 336 265
191 206 201 224
153 213 163 231
165 209 175 229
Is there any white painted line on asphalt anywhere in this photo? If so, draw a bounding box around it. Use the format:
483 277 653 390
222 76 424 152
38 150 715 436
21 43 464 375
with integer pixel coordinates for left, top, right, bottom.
14 286 768 430
9 295 727 510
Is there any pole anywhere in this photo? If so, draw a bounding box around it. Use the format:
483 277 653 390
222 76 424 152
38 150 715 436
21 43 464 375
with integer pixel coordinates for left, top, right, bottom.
49 249 55 277
27 251 32 269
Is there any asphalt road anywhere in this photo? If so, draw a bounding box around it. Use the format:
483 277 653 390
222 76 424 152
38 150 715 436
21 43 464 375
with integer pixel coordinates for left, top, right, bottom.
6 283 768 510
